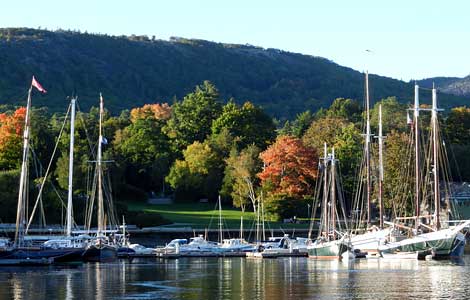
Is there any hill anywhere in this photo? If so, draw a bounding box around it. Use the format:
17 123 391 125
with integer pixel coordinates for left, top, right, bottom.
0 28 466 120
418 75 470 97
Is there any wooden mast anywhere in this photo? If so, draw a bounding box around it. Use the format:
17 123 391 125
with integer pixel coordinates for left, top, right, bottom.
377 104 385 229
431 85 442 230
322 143 329 241
14 86 33 247
365 72 372 226
331 148 336 240
97 93 105 236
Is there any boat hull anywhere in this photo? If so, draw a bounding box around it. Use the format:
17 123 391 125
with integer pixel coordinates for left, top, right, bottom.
380 231 466 259
1 248 85 263
83 245 117 262
308 240 349 259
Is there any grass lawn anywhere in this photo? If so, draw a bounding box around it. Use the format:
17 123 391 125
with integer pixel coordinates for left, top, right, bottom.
127 202 310 230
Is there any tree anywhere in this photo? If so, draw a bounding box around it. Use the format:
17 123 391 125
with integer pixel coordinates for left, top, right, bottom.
383 130 413 216
258 136 318 198
164 81 222 152
370 97 408 133
317 98 362 124
0 107 26 170
166 141 221 201
302 116 349 151
302 116 362 200
130 103 171 123
114 117 171 193
444 106 470 145
211 100 275 149
222 145 262 212
278 110 314 138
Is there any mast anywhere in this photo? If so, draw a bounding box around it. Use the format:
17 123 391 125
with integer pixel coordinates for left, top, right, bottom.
377 105 385 229
322 143 329 240
256 199 260 243
365 71 372 226
414 84 420 231
122 215 127 246
261 193 266 241
218 195 223 243
330 148 336 240
14 86 33 247
432 85 442 230
66 97 76 236
97 93 105 236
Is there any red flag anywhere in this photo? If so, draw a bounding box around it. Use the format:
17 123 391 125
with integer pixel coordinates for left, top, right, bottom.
31 76 47 93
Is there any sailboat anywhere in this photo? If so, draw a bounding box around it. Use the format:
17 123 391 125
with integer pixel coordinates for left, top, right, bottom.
350 72 392 256
1 78 85 264
379 84 468 259
82 93 118 262
307 145 352 259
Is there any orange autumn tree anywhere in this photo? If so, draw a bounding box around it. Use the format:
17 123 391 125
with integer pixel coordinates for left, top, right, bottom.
258 135 318 199
130 103 171 123
0 107 26 170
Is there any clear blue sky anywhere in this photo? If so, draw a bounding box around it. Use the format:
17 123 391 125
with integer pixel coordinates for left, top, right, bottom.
2 0 469 81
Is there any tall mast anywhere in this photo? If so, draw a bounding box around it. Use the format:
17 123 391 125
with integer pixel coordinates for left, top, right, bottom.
432 85 442 230
330 148 336 240
14 86 33 247
414 84 420 230
322 143 329 240
377 105 385 229
365 71 372 226
218 195 223 243
66 97 77 236
97 93 105 236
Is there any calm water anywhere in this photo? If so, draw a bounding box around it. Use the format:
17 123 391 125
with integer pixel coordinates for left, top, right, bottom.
0 256 469 300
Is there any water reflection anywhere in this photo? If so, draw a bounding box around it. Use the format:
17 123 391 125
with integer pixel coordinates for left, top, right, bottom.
0 257 467 299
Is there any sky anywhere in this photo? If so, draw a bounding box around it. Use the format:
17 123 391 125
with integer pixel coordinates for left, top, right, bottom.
2 0 469 81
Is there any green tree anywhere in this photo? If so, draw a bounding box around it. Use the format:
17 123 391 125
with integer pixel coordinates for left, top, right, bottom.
278 110 315 138
444 106 470 145
166 141 221 201
222 145 262 212
318 98 362 124
303 116 362 200
164 81 222 153
113 117 171 194
370 97 408 133
211 100 275 149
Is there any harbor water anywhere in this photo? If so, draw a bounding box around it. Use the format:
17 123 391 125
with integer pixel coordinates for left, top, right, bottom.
0 255 469 299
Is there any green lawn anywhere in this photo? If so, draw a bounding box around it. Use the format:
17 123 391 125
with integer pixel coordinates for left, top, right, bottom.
127 202 310 230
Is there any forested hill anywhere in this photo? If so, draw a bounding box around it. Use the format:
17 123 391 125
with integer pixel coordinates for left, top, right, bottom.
418 76 470 97
0 28 465 120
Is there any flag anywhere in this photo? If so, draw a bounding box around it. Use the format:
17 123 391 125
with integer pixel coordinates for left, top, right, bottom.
100 136 108 145
31 76 47 93
406 111 412 125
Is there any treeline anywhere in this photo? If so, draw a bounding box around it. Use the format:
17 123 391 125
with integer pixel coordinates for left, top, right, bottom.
1 81 470 225
0 27 467 121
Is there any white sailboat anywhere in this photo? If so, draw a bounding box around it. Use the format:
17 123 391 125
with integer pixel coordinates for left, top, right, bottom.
351 72 392 255
379 84 468 259
307 145 352 259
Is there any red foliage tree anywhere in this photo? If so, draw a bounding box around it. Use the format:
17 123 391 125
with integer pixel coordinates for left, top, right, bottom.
130 103 171 123
0 107 26 169
258 135 318 198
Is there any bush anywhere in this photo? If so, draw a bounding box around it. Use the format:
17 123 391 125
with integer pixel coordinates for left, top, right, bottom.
125 211 171 228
